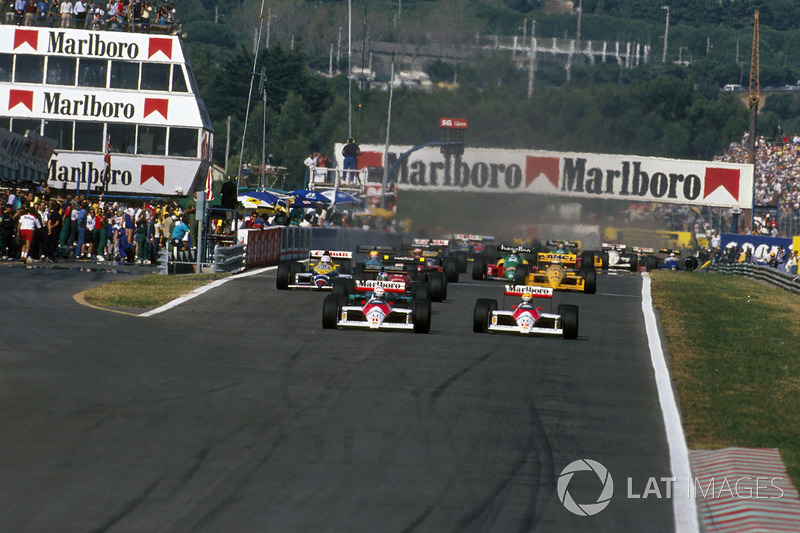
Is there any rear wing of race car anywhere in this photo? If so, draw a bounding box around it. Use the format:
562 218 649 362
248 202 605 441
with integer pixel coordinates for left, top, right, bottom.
504 285 554 298
410 238 451 247
633 246 655 254
658 248 681 256
546 240 581 249
360 263 410 274
356 245 397 254
309 250 353 260
453 233 494 243
354 279 407 293
601 242 628 251
497 243 537 255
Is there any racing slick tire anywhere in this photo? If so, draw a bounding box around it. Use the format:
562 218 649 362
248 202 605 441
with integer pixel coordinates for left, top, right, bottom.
322 294 340 329
622 252 638 272
412 282 430 301
472 255 487 280
276 262 292 290
558 304 579 339
581 267 597 294
456 251 468 273
580 251 595 271
598 251 610 270
513 264 529 285
413 299 431 334
645 255 659 272
683 256 699 272
444 257 460 283
429 272 446 302
332 278 354 296
473 298 497 333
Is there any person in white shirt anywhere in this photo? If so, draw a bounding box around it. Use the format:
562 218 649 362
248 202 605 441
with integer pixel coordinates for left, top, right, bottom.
73 0 85 27
59 0 72 27
17 207 42 263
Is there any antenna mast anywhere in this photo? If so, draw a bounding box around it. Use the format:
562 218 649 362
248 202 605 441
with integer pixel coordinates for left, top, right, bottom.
748 10 759 233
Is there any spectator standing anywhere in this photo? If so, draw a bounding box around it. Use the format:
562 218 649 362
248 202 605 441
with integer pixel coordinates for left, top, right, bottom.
72 0 85 26
303 152 316 188
17 207 41 263
36 0 47 23
341 137 360 184
47 0 59 25
135 209 148 264
44 201 61 261
58 0 71 26
1 204 15 259
14 0 25 25
139 0 149 30
23 0 35 25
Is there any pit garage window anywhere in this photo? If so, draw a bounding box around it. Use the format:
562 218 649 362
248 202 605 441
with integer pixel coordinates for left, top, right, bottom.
78 58 108 88
46 56 77 86
44 120 74 151
168 128 197 157
0 54 13 82
108 123 136 154
110 60 139 90
140 63 170 92
137 125 166 155
14 55 44 84
74 121 104 152
11 119 41 136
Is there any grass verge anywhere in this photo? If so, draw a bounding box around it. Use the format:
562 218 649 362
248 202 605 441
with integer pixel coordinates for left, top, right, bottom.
82 273 231 309
650 270 800 488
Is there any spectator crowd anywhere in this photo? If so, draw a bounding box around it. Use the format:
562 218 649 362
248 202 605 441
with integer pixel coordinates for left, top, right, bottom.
3 0 177 32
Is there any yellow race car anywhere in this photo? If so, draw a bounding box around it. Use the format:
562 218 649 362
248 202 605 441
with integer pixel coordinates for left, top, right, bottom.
523 242 597 294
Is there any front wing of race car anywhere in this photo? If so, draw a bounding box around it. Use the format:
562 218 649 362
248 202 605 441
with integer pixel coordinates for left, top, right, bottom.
487 310 563 336
335 306 415 330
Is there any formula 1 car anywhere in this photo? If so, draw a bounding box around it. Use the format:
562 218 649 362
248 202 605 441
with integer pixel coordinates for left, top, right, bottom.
473 285 578 339
472 244 537 283
276 250 353 290
322 282 431 333
451 234 497 270
523 244 597 294
353 262 446 302
396 243 461 283
643 248 699 272
598 243 639 272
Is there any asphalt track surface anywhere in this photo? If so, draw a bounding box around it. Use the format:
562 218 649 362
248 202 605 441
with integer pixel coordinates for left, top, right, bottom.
0 265 676 532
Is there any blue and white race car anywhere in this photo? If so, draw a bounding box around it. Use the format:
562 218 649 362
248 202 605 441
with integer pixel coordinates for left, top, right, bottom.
276 250 353 290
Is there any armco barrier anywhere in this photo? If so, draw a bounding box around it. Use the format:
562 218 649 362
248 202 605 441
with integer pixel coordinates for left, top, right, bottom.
246 227 282 268
712 262 800 295
215 243 246 273
281 226 312 261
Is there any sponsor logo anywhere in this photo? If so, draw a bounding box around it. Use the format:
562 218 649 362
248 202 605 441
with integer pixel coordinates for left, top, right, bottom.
141 164 165 186
13 28 38 51
47 31 139 59
49 159 132 186
143 98 169 119
558 459 614 516
42 92 134 118
8 89 34 111
147 37 172 59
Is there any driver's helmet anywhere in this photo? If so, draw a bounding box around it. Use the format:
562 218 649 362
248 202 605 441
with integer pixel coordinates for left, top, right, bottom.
413 247 422 257
669 252 675 258
521 292 533 304
321 254 331 264
369 250 379 260
377 270 390 281
551 256 562 264
373 286 386 299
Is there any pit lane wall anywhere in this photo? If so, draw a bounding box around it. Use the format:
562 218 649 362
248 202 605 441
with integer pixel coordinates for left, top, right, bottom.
240 226 406 268
347 144 754 209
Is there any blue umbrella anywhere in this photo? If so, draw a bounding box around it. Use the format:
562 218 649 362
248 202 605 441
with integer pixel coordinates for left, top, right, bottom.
321 189 364 206
289 189 330 204
247 190 282 204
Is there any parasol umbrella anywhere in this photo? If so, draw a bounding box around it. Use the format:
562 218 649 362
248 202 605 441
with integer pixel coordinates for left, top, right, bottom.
238 190 281 210
289 189 330 204
321 189 364 207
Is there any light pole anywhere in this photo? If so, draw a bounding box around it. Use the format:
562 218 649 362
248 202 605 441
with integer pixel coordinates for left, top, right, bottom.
661 6 670 63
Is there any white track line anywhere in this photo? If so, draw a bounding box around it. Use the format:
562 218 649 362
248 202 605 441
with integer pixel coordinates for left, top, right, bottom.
139 265 277 317
641 273 700 532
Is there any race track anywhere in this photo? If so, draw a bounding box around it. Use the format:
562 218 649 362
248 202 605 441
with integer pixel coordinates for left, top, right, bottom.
0 266 677 532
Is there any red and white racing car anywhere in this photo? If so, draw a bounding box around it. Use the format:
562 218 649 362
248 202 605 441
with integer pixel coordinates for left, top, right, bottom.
322 281 431 333
473 285 579 339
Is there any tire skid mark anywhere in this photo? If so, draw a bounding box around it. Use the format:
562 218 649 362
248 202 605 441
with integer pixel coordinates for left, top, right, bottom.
90 478 163 533
428 350 494 407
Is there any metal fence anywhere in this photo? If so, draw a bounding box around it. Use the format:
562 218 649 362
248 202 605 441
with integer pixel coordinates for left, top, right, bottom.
710 262 800 295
